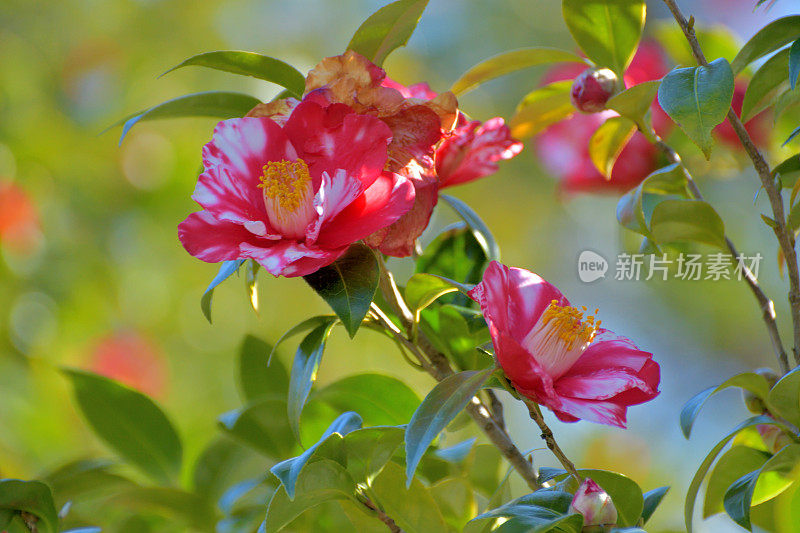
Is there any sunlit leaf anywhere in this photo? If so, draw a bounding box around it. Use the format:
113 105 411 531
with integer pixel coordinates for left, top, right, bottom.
312 373 420 426
269 315 337 366
588 116 637 178
416 224 487 307
742 48 790 122
731 15 800 75
346 0 429 66
509 80 574 138
649 199 726 249
606 80 660 128
642 486 669 524
371 462 449 533
657 59 734 159
616 163 687 239
451 47 587 95
768 366 800 427
703 446 769 518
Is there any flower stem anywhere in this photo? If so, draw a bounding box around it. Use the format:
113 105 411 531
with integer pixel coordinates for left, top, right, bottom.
374 264 542 491
361 495 403 532
644 127 790 374
660 0 800 370
523 399 582 484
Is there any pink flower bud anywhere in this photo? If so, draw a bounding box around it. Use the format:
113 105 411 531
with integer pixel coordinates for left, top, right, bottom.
569 478 618 527
570 68 618 113
757 424 794 455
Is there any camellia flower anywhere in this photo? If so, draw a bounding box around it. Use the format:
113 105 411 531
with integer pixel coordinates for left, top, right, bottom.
0 181 40 255
569 478 618 527
469 261 660 427
536 41 670 194
250 51 522 257
91 330 166 397
178 99 415 277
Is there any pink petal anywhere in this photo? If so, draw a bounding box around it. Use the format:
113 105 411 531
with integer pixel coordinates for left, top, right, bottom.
315 172 415 249
491 330 558 403
552 397 629 428
469 261 568 344
437 118 523 188
193 117 296 224
283 100 392 190
178 211 256 263
554 368 655 401
305 169 364 245
568 330 655 375
240 240 344 278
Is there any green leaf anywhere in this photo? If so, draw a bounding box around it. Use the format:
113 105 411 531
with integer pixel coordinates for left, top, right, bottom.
338 426 405 483
111 487 217 532
238 335 288 402
642 486 669 524
245 258 259 314
191 437 262 502
346 0 429 67
160 51 305 97
509 80 574 138
114 92 261 144
576 470 644 528
472 491 574 521
649 199 726 249
588 116 637 178
731 15 800 75
430 477 476 530
679 372 771 439
264 459 358 533
790 39 800 90
616 163 687 238
606 80 661 127
218 396 296 458
43 459 134 507
742 48 790 122
703 446 770 518
371 462 449 533
723 444 800 529
406 273 459 314
451 47 587 96
312 373 420 426
304 243 379 338
440 194 499 262
287 319 338 442
416 224 487 307
657 59 735 159
655 23 740 66
768 366 800 427
421 304 491 373
0 480 58 533
783 125 800 146
271 412 362 499
774 155 800 187
269 315 337 366
562 0 646 78
788 201 800 232
62 369 182 483
405 367 494 486
684 415 794 533
201 259 245 324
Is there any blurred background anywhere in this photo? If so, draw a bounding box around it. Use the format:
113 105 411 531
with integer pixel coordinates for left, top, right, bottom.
1 0 799 531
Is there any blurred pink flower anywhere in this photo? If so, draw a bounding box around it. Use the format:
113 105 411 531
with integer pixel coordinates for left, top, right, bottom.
469 261 660 427
0 181 40 254
91 331 166 397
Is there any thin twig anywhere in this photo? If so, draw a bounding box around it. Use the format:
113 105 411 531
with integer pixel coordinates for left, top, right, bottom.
362 496 403 532
650 134 790 373
486 389 506 431
661 0 800 368
522 399 581 484
375 269 541 491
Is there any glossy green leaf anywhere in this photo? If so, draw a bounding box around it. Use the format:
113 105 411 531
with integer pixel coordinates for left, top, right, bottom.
684 416 794 533
680 372 771 439
287 319 338 442
271 412 362 499
191 437 263 502
0 480 58 533
773 87 800 123
338 426 405 483
790 39 800 90
416 224 487 307
642 486 669 524
304 243 379 338
161 51 305 97
509 80 574 138
420 304 491 373
405 273 459 315
430 477 476 530
616 163 687 238
784 125 800 146
346 0 429 66
264 459 358 533
774 155 800 187
218 396 296 458
451 47 587 95
742 48 790 122
114 92 261 144
472 491 574 522
312 373 420 426
703 445 770 518
731 15 800 75
657 59 734 159
63 369 182 483
562 0 646 78
405 367 493 486
269 315 337 366
440 194 499 262
723 444 800 529
111 487 217 532
606 80 660 127
649 199 726 249
239 335 288 402
200 259 245 324
768 366 800 427
371 462 449 533
588 116 637 178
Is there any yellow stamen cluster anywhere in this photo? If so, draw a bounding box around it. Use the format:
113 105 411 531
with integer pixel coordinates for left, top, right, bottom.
258 159 311 212
540 300 601 351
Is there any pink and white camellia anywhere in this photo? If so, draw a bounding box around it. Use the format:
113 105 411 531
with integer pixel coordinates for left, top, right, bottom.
469 261 660 427
178 99 415 277
568 478 618 527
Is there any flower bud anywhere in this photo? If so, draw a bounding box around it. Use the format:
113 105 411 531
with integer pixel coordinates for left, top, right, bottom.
757 424 795 455
569 478 618 527
570 68 618 113
742 368 780 414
